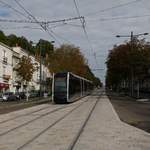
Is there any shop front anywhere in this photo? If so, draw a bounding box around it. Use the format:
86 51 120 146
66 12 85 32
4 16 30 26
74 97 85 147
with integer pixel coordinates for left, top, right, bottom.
0 82 9 93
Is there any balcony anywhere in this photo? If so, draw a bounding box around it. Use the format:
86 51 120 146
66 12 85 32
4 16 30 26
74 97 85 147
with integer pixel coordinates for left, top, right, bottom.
3 74 11 80
3 57 8 64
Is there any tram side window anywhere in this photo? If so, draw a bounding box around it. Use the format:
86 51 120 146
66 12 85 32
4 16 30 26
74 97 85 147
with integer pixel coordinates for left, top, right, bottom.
54 78 67 92
69 78 81 96
84 82 87 92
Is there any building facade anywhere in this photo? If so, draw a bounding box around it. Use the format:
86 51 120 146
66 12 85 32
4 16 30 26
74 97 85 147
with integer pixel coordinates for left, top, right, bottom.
0 42 52 93
0 43 13 94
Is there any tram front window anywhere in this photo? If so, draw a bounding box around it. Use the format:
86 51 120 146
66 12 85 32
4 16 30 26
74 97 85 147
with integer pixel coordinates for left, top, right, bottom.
54 78 67 93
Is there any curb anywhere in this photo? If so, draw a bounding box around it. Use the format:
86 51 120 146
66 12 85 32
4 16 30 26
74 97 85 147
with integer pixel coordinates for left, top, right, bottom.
105 95 121 122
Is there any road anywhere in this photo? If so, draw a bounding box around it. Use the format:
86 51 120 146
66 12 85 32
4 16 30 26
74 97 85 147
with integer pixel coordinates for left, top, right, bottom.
108 92 150 133
0 89 149 150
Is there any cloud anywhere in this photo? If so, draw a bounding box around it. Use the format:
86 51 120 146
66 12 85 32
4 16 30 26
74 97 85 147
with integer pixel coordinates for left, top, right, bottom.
1 0 150 83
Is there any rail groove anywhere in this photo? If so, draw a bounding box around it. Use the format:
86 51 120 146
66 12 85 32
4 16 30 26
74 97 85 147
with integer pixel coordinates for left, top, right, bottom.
67 92 103 150
16 97 91 150
0 97 90 137
0 105 51 124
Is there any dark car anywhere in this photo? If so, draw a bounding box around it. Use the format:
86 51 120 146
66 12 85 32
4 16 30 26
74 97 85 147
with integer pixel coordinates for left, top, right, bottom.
0 93 3 101
15 92 26 100
2 92 19 101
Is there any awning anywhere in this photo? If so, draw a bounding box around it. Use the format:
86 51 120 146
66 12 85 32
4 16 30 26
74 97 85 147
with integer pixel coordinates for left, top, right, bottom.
0 83 9 89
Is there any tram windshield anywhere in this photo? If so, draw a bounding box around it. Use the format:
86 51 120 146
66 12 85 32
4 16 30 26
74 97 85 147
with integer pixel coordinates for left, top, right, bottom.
54 77 67 92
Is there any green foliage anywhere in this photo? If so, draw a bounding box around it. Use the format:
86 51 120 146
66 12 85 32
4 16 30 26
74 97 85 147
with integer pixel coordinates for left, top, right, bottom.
48 44 87 76
14 56 36 84
35 39 54 57
106 38 150 89
0 30 101 87
0 30 54 56
48 44 102 86
0 31 7 43
85 65 102 87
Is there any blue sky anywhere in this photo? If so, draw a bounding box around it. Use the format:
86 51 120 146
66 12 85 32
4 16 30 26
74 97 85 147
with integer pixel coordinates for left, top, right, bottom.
0 7 9 17
0 0 150 83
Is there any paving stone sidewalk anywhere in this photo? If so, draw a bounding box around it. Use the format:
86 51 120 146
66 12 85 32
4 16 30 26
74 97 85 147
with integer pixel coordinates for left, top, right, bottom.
74 95 150 150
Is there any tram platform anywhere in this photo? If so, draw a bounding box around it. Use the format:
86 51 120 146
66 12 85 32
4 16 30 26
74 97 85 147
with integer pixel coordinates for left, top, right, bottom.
73 95 150 150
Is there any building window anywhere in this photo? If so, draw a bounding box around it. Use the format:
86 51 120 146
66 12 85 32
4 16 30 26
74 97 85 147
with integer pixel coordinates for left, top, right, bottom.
3 50 6 57
3 50 8 64
3 66 6 75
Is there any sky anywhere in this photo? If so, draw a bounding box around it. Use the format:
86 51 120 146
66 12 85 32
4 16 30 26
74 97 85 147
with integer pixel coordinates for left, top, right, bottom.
0 0 150 83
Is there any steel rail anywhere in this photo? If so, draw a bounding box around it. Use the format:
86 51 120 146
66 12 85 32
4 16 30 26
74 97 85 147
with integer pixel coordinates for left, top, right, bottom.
67 92 103 150
0 97 90 137
16 96 91 150
0 104 52 124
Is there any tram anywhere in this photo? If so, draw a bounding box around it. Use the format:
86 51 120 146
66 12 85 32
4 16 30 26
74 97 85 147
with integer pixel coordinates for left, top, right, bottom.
52 72 93 104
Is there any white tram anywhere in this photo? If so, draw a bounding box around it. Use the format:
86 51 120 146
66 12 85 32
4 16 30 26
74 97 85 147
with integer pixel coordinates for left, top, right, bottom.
52 72 93 104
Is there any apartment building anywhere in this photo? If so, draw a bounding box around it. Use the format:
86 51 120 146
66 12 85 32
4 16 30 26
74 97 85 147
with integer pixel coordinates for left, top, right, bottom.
0 42 13 93
0 42 52 93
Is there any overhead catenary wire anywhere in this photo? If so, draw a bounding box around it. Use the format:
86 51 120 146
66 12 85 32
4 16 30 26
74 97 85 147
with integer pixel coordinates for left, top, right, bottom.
0 0 31 19
0 26 42 30
85 0 143 17
0 22 82 31
1 0 85 45
0 17 84 41
99 14 150 22
73 0 99 67
0 0 84 46
13 0 64 45
0 16 84 24
48 28 74 44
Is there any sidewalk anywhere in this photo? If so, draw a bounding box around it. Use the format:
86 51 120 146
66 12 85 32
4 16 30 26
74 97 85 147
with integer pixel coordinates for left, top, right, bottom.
74 95 150 150
0 97 51 114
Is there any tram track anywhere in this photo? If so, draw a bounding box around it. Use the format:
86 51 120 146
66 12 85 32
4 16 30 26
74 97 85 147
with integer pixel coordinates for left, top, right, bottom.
0 104 52 124
0 96 90 137
16 98 91 150
68 92 103 150
16 91 103 150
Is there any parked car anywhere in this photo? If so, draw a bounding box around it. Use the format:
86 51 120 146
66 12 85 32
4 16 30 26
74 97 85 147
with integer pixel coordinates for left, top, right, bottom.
2 92 19 101
15 92 26 100
0 93 3 101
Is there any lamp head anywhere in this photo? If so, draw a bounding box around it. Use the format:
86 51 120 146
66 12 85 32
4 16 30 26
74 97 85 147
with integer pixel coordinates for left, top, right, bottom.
116 35 120 38
144 33 148 35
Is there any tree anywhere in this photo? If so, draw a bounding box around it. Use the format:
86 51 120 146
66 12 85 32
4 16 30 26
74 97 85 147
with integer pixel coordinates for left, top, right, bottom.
48 44 102 87
85 65 102 87
0 30 102 87
14 56 37 100
35 39 54 61
48 44 87 76
0 30 7 44
106 38 150 93
0 30 54 56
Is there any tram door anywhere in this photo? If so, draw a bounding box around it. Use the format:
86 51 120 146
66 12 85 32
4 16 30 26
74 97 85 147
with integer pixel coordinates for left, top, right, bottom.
53 77 67 103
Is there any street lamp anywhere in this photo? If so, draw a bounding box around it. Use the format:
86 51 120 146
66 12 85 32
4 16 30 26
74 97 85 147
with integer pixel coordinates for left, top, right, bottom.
39 40 55 97
116 31 149 97
116 32 148 38
32 41 55 97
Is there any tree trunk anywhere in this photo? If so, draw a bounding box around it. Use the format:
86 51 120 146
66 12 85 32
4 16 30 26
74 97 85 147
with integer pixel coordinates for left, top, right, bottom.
26 83 29 101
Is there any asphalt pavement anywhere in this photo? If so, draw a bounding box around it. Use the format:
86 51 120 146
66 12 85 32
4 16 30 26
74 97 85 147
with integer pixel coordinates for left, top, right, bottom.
107 91 150 133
